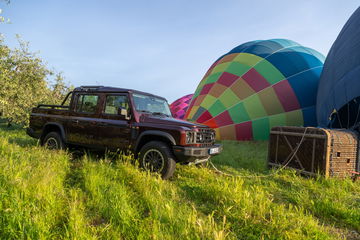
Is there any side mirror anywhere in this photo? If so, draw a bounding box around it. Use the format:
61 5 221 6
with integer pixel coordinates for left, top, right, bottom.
118 107 130 120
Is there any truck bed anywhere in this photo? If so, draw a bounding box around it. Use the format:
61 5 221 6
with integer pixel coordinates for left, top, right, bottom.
28 105 71 139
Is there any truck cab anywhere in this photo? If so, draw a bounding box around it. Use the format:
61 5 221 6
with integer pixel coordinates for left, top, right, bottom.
27 86 222 179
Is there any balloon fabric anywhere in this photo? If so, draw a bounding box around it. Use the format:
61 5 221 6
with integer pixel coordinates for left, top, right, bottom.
185 39 325 141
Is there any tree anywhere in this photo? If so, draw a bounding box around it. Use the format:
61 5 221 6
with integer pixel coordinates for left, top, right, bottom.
0 1 72 126
48 72 74 105
0 36 71 126
0 0 10 24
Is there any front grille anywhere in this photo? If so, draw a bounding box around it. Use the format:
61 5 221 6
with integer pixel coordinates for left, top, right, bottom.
196 129 215 145
186 129 215 145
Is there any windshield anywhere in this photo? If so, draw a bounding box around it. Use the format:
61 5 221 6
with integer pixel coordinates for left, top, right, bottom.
132 93 172 116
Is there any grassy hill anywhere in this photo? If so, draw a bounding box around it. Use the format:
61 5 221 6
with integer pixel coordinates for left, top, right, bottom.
0 121 359 239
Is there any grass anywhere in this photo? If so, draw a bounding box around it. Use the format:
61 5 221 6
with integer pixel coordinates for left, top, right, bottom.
0 121 359 239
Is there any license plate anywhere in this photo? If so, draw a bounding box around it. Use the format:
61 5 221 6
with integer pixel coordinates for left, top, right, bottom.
209 147 219 154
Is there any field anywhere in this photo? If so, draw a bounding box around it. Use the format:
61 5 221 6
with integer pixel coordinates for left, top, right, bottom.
0 121 359 240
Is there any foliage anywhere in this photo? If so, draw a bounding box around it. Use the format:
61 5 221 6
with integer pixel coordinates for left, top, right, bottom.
0 122 359 239
0 0 10 24
0 36 72 126
49 72 73 105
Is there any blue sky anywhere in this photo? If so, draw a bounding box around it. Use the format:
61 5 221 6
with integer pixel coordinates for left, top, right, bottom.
1 0 359 102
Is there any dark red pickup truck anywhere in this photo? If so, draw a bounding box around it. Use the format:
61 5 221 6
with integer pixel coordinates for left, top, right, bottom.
27 86 222 179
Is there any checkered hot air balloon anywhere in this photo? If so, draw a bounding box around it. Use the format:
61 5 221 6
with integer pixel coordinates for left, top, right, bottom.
170 94 194 119
185 39 325 141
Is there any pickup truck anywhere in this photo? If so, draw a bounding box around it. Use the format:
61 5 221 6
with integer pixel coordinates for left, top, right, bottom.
27 86 222 179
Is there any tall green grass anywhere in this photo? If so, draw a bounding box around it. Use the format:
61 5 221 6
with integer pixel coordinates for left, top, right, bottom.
0 126 69 239
0 122 359 239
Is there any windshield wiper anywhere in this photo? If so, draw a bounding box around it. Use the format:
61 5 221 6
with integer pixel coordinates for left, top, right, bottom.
138 110 169 117
152 112 169 117
138 110 152 114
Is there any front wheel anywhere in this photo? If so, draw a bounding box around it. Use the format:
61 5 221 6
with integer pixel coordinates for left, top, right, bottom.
43 132 65 150
138 141 176 180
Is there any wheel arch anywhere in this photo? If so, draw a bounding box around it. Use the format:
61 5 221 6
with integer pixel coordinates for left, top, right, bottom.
135 131 176 155
40 123 66 145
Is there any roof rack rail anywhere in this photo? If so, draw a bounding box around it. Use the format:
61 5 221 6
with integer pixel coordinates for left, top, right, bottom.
79 85 104 91
80 85 104 89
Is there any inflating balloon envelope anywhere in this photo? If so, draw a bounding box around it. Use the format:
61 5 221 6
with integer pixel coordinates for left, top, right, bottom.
170 94 193 119
185 39 325 140
317 7 360 130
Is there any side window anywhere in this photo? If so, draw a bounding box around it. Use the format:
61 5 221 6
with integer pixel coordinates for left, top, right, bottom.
104 95 129 115
76 94 99 113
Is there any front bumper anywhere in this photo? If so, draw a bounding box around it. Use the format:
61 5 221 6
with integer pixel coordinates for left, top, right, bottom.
173 144 222 163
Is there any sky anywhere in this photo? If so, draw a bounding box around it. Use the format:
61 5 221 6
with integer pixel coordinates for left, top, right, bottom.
1 0 359 102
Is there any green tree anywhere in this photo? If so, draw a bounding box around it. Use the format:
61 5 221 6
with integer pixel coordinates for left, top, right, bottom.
0 1 71 126
48 72 74 105
0 0 10 24
0 36 71 126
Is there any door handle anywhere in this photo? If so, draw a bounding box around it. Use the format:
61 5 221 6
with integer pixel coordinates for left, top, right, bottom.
72 120 79 124
99 122 108 126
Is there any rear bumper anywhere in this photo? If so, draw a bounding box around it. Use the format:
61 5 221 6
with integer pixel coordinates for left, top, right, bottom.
173 144 222 163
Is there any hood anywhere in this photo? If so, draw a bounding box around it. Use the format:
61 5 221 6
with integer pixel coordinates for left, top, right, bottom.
140 114 207 129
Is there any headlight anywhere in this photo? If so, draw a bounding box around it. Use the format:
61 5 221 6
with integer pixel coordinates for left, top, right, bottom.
186 131 196 144
186 132 191 143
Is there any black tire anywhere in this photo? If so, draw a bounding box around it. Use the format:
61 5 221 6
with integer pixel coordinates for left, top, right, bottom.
43 132 65 150
138 141 176 180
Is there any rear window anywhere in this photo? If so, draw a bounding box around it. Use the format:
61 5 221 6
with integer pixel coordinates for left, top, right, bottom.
76 94 99 113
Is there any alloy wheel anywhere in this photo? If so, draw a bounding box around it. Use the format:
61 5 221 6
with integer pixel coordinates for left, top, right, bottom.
142 149 165 172
45 137 59 150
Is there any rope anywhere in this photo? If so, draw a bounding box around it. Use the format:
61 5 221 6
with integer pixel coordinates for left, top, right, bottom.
208 127 309 178
337 110 343 129
353 99 360 129
347 102 350 129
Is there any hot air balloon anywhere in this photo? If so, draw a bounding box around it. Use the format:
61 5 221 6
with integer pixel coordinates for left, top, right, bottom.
170 94 193 119
185 39 325 141
317 7 360 129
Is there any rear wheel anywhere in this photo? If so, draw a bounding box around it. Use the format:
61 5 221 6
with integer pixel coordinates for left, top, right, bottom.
43 132 65 150
139 141 176 180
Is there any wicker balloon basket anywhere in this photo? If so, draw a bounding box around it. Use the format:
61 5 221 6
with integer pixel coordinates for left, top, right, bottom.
268 126 360 178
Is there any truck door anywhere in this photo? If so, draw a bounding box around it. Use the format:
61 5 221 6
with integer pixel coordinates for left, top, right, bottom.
66 93 101 146
96 94 132 151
